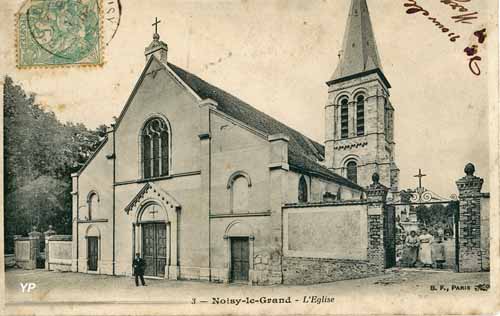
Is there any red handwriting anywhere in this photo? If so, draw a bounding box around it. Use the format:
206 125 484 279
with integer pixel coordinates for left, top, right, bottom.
440 0 469 12
403 0 485 77
464 45 478 56
403 0 461 42
452 12 479 24
468 56 482 76
439 0 479 24
474 28 487 43
464 29 487 76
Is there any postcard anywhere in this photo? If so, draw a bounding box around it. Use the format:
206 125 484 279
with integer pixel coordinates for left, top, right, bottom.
1 0 498 315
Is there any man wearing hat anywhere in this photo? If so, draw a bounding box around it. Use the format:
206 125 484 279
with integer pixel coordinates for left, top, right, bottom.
132 253 147 286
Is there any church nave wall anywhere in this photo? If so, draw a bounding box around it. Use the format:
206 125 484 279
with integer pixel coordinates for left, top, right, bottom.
210 112 271 215
209 216 272 285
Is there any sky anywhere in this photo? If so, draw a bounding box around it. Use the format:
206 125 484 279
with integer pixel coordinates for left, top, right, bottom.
0 0 493 196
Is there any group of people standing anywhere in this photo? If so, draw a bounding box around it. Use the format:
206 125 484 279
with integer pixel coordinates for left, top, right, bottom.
402 227 447 269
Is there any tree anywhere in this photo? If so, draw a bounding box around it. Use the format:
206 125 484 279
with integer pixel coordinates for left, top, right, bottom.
415 203 457 236
3 76 105 253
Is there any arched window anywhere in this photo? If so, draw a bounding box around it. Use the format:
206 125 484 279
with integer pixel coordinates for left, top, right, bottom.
346 161 358 184
298 176 308 203
356 95 365 136
340 98 349 139
88 192 99 220
232 176 249 213
142 117 169 179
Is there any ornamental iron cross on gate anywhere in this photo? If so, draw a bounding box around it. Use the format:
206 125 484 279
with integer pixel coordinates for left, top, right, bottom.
414 169 427 189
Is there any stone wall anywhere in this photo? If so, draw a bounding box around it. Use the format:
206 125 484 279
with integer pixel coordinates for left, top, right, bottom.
282 257 380 285
46 235 72 272
281 174 387 285
14 236 39 270
283 203 368 260
5 254 16 268
480 194 490 271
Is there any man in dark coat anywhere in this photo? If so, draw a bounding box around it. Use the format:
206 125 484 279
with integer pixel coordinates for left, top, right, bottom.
133 253 146 286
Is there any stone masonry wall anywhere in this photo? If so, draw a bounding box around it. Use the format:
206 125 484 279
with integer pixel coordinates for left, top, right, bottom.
480 194 490 271
282 257 380 285
282 174 387 285
252 250 282 285
458 197 482 272
456 163 484 272
367 214 385 273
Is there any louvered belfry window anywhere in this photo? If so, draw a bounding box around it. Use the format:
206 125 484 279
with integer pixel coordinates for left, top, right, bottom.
356 95 365 136
142 118 169 179
340 98 349 139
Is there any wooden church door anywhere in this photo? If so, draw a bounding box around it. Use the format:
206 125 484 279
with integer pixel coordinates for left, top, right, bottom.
87 237 98 271
231 237 249 282
142 223 167 277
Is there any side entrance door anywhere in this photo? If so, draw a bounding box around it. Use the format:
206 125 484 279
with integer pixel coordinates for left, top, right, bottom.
231 237 249 282
87 237 98 271
142 223 167 277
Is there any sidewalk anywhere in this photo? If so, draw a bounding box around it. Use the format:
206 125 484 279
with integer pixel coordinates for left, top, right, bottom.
5 268 490 304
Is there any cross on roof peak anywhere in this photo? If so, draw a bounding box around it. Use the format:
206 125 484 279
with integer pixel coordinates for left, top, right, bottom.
152 17 161 40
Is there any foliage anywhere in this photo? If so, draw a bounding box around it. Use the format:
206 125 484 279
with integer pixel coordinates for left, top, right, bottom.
415 203 457 235
3 76 106 253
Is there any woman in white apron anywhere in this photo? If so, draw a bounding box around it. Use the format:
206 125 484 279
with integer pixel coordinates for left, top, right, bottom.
418 228 434 267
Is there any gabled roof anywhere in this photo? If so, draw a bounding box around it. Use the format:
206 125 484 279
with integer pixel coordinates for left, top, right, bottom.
329 0 390 88
124 182 181 214
167 62 364 191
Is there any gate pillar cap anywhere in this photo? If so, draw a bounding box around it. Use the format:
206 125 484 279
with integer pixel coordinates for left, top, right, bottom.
367 173 388 200
456 163 483 195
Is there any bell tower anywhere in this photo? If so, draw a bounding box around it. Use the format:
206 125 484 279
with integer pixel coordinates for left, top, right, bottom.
324 0 399 190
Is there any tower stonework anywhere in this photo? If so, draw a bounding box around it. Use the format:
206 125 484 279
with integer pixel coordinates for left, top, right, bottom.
324 0 399 190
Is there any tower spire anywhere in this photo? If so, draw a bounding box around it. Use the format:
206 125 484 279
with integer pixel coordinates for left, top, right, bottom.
329 0 389 87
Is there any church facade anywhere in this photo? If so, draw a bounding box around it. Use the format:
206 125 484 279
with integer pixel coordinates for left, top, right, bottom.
71 0 396 284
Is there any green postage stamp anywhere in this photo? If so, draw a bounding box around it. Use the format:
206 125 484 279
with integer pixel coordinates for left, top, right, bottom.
16 0 103 68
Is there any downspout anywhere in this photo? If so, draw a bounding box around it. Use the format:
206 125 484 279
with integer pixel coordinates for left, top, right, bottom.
112 125 116 275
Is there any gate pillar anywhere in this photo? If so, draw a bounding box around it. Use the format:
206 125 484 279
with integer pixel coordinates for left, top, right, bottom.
366 173 389 272
455 163 484 272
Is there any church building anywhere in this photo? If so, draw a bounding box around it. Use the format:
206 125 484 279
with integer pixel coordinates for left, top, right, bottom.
71 0 397 284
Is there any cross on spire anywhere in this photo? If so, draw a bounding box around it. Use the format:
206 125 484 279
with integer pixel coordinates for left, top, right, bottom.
414 169 427 189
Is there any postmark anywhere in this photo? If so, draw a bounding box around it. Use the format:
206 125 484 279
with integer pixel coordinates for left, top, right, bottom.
103 0 122 46
16 0 104 68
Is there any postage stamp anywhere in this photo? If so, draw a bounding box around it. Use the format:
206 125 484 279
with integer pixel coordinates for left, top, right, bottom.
16 0 103 68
